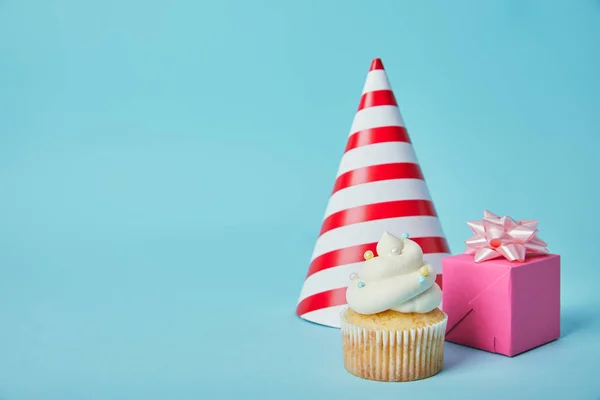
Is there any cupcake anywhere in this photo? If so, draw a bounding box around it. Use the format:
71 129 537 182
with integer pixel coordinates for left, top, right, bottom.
341 231 448 382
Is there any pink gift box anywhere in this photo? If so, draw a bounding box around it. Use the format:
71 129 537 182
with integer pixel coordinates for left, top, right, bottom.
442 254 560 357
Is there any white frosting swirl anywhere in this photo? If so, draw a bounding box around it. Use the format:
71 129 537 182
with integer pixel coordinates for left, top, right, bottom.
346 231 442 315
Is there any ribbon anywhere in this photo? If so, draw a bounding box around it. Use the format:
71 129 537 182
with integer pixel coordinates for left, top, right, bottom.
464 210 549 263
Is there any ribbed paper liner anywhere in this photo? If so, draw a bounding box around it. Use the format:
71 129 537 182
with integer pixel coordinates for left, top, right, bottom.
340 308 448 382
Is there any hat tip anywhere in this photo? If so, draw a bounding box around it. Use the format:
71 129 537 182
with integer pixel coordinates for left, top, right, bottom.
369 58 385 71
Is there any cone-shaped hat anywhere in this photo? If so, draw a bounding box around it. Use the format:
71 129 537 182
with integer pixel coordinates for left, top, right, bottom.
296 58 451 328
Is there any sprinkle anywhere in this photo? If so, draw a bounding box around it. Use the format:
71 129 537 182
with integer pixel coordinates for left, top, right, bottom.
363 250 374 260
401 232 410 239
419 265 430 277
349 272 359 281
418 276 426 284
358 282 366 288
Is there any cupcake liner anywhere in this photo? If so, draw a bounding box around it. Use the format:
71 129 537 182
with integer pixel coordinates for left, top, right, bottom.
340 308 448 382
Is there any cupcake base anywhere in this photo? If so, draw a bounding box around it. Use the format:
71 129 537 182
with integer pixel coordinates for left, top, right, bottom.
340 308 448 382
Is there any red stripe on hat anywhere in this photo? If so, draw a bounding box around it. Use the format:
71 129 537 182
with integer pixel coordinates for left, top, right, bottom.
345 126 410 152
416 236 450 255
332 163 424 194
306 237 450 279
357 90 397 111
319 200 438 236
296 287 347 317
436 274 443 289
370 58 384 71
306 243 375 278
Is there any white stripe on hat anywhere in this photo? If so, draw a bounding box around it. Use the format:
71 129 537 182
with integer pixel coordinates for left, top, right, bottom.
336 141 418 177
311 216 446 261
323 179 432 219
301 305 347 328
298 262 360 303
349 106 405 135
362 70 392 94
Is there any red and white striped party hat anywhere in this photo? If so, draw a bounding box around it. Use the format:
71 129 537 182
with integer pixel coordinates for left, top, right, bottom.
296 58 451 328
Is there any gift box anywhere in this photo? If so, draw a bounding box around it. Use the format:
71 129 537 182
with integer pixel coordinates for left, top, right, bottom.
443 211 560 357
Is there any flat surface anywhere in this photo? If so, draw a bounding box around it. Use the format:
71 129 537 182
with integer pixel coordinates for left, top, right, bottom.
1 1 600 399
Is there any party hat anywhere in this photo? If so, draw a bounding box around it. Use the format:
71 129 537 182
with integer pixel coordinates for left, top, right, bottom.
296 58 450 328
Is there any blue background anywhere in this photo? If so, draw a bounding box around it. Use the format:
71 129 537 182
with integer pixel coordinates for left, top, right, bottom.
1 0 599 399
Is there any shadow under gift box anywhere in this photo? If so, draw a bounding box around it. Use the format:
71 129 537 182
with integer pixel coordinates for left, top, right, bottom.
442 254 560 357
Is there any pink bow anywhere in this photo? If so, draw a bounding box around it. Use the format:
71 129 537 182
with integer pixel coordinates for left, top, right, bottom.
464 210 549 263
